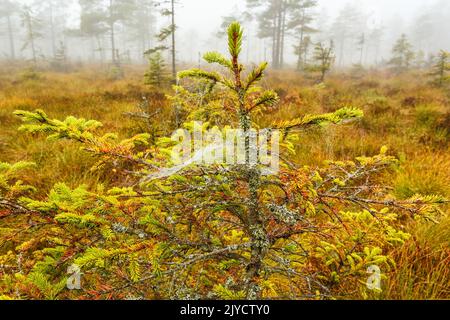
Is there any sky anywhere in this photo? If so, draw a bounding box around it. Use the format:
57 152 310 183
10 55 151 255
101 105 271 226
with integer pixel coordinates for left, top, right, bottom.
175 0 427 35
173 0 436 60
15 0 432 30
3 0 447 65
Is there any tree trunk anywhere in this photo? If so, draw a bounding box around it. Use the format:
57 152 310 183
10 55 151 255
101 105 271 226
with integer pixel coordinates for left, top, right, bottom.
30 36 36 65
110 22 116 63
338 36 345 67
303 39 310 67
26 13 37 65
360 47 363 65
275 4 283 69
141 34 146 63
50 6 56 58
109 0 116 63
374 43 380 66
297 28 304 70
272 16 277 68
171 0 176 80
238 108 267 300
280 2 286 69
7 14 15 60
359 39 364 65
95 36 104 63
246 26 251 63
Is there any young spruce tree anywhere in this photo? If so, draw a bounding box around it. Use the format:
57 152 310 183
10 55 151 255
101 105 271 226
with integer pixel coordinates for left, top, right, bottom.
389 34 415 73
144 51 169 87
309 41 335 82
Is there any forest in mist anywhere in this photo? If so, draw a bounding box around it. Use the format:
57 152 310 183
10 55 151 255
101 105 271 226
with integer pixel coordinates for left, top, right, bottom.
1 0 450 68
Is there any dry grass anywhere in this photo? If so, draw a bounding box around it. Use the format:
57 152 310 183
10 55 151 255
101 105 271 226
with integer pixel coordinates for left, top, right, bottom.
381 216 450 300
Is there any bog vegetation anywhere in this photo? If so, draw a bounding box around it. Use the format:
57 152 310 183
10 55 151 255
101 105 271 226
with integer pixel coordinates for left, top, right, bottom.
0 0 449 301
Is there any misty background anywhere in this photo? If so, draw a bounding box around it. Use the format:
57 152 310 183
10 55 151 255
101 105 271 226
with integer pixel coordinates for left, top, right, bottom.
1 0 449 69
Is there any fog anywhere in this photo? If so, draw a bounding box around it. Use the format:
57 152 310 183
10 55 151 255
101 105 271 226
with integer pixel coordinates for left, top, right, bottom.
1 0 449 69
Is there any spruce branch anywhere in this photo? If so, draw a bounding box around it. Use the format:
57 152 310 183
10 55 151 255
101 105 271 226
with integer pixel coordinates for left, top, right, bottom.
177 69 223 84
244 62 268 90
272 107 363 131
248 90 279 112
203 51 232 69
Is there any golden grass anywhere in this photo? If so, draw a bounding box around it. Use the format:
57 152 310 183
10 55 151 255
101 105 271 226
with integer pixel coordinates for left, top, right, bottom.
381 216 450 300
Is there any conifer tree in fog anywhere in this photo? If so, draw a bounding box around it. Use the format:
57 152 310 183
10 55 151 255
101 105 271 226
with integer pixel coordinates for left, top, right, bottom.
389 34 415 73
127 0 156 62
20 5 43 65
288 0 318 71
294 35 312 70
310 40 335 82
0 0 18 60
331 4 366 67
34 0 73 59
429 50 450 87
151 0 178 80
356 33 365 65
105 0 138 64
78 0 108 62
144 51 168 86
246 0 298 69
52 41 68 72
77 0 138 64
415 50 426 69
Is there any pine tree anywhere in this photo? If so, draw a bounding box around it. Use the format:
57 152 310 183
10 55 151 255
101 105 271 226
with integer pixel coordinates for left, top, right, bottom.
389 34 415 73
309 40 335 82
33 0 73 59
246 0 296 69
144 51 169 87
0 0 19 60
77 0 138 65
51 41 68 72
356 33 365 65
294 35 312 70
415 50 426 69
331 4 366 67
77 0 109 62
151 0 178 80
429 50 450 87
20 5 43 65
288 0 318 71
106 0 138 64
126 0 156 62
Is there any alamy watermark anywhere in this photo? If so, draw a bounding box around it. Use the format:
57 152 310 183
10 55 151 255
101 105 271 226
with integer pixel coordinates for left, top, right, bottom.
67 264 81 290
147 122 281 180
366 265 382 291
66 261 382 292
